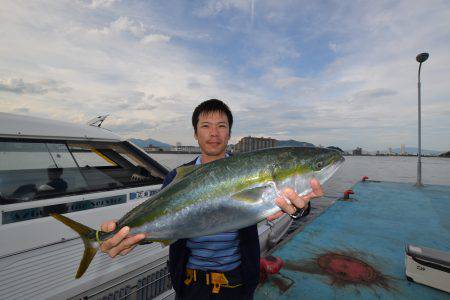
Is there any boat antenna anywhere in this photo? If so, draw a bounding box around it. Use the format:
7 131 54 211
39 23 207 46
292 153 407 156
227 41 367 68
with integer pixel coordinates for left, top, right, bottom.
87 115 109 127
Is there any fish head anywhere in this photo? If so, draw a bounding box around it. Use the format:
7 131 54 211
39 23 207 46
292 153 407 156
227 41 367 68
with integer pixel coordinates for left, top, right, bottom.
304 147 345 185
271 147 345 187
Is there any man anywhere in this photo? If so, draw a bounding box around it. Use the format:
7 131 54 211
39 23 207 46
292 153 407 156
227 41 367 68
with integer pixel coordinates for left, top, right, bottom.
100 99 324 299
41 167 68 193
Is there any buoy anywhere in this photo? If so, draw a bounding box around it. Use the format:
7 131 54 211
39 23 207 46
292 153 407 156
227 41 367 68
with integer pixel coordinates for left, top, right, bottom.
362 176 369 181
343 189 354 199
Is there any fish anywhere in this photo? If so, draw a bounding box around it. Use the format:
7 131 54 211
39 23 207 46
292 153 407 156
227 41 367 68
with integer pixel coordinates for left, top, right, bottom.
51 146 344 278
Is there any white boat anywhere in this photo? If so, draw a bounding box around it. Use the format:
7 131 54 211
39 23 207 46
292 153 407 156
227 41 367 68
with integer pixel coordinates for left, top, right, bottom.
0 112 292 299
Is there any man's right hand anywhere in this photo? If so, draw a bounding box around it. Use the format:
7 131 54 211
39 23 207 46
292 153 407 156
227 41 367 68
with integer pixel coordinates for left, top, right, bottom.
99 220 146 258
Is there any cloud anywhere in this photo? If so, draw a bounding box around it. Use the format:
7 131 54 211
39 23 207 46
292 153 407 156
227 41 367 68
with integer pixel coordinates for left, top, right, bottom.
353 88 397 99
141 34 171 44
12 107 30 114
87 16 146 37
0 78 47 94
82 0 120 9
1 1 449 151
110 16 145 37
261 67 311 90
194 0 250 17
328 42 338 52
104 118 157 134
89 91 159 113
348 88 398 107
0 78 72 95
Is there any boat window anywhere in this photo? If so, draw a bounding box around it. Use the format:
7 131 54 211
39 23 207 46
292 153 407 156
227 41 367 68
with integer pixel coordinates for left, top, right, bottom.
67 142 162 188
0 140 89 204
0 140 163 206
69 146 118 167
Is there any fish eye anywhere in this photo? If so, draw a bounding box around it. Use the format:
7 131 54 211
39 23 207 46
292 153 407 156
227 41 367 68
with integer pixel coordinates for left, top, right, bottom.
315 161 324 170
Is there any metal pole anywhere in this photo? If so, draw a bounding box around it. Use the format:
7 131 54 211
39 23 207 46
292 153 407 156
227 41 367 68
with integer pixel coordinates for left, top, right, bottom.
415 63 423 187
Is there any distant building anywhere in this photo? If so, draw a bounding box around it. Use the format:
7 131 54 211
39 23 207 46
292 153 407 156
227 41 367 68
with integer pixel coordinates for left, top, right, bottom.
388 147 393 155
171 144 201 153
400 144 406 155
353 147 362 156
143 144 163 152
234 136 277 153
440 150 450 157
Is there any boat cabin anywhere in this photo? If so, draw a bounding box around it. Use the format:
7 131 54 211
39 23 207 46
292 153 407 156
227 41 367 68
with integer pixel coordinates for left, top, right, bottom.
0 113 174 299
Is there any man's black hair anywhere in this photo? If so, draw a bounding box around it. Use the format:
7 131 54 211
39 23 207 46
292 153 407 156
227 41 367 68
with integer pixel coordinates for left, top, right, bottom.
192 99 233 134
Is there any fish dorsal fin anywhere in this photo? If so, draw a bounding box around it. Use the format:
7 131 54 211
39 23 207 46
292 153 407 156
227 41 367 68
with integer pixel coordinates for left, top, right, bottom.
231 185 272 203
172 165 200 183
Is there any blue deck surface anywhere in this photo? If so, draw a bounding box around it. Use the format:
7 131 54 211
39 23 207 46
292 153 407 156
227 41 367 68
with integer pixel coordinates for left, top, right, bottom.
256 181 450 299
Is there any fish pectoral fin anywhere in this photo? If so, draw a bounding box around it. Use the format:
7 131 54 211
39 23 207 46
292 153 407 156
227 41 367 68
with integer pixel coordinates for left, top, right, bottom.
139 238 174 247
152 239 174 247
138 238 154 245
231 185 271 203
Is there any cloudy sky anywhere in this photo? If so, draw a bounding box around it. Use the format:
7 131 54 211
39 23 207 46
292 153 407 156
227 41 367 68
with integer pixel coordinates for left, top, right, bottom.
1 0 449 151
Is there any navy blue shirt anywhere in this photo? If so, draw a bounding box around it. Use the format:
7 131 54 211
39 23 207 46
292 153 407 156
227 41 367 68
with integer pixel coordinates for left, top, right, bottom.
185 155 242 272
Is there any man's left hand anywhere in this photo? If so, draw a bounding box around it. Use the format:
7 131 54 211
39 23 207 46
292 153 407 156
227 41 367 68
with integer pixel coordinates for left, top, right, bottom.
267 178 324 221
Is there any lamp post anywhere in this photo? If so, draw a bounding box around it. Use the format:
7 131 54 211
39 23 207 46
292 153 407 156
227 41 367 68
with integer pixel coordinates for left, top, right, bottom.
415 52 429 187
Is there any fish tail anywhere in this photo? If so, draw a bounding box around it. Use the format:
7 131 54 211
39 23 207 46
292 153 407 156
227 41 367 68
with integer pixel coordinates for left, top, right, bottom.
50 213 97 279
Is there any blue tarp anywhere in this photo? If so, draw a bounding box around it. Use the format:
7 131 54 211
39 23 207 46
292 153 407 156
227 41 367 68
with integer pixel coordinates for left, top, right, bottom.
256 181 450 299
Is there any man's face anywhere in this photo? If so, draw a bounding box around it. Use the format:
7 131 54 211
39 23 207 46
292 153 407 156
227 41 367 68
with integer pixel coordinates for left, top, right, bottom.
195 111 230 157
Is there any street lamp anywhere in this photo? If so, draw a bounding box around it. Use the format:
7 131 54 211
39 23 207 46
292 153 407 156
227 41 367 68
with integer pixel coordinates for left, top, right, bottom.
415 52 429 187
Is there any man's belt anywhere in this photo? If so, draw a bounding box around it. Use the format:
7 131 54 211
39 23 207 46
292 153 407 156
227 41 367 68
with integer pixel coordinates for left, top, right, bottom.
184 268 243 294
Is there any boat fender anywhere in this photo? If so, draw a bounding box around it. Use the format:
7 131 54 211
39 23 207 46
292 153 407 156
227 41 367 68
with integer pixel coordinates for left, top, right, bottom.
260 256 284 275
343 189 354 199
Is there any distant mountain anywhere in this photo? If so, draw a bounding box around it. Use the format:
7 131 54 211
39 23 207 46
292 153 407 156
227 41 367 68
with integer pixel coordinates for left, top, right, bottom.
277 139 315 148
128 138 172 149
392 147 441 156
